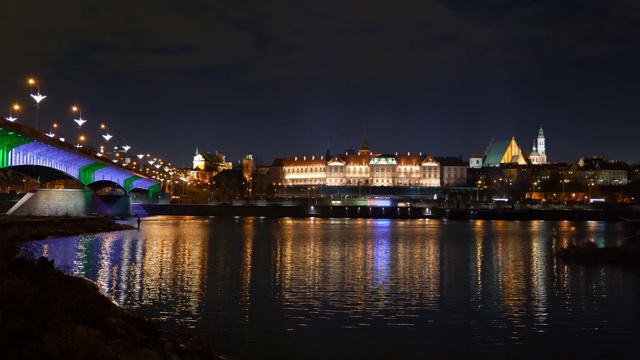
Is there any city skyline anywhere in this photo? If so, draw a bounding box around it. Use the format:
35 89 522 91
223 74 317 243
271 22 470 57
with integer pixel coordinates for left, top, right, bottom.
2 1 639 166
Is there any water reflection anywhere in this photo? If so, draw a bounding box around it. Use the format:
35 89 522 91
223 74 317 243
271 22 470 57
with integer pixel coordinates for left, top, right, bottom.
24 216 210 330
21 217 640 358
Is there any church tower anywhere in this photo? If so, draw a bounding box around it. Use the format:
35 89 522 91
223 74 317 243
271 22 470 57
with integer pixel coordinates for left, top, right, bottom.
530 139 540 164
358 137 372 156
193 147 205 170
536 126 547 163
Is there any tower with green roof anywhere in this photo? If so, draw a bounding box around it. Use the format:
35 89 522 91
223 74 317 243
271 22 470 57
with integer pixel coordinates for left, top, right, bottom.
536 126 547 163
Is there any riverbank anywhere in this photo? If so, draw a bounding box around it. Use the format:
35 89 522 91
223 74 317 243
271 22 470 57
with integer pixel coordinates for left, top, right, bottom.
0 215 134 268
0 215 229 360
132 203 640 221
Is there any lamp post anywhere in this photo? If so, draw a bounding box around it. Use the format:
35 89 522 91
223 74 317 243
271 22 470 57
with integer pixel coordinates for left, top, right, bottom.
476 180 482 201
46 123 57 138
5 103 19 122
28 78 46 130
136 154 145 171
101 124 112 142
561 179 568 202
72 106 86 147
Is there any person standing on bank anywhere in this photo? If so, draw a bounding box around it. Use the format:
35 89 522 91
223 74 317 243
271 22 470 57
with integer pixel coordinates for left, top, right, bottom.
137 214 141 229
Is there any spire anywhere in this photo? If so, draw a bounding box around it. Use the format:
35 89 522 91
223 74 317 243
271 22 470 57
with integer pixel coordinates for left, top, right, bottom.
358 137 371 155
360 137 369 151
195 147 199 155
538 125 545 138
532 139 537 151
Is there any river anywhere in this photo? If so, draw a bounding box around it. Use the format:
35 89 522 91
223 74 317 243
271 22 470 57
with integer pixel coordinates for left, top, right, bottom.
21 216 640 359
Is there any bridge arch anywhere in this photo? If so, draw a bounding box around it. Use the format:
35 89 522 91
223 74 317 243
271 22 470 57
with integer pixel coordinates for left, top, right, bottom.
1 121 159 192
2 118 161 215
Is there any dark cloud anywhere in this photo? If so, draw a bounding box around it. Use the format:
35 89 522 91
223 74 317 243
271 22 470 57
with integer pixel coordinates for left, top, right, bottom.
3 0 637 85
1 0 639 165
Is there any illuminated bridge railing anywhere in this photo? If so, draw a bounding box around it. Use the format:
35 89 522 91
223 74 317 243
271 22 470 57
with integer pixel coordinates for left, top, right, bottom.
0 118 159 192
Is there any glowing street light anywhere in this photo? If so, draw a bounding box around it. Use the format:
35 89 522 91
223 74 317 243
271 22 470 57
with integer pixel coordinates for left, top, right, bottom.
561 179 569 201
122 145 131 152
76 135 85 148
28 78 46 130
5 103 19 122
72 106 86 127
72 106 87 148
101 124 112 141
46 123 57 137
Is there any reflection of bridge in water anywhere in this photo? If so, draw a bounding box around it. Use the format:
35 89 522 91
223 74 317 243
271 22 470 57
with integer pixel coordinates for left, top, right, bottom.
1 117 160 216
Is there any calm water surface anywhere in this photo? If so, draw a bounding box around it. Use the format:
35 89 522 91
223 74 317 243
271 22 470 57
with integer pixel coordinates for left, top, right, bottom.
21 216 640 359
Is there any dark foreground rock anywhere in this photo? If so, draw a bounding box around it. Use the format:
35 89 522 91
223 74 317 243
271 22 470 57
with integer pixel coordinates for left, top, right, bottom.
0 215 232 359
0 257 230 360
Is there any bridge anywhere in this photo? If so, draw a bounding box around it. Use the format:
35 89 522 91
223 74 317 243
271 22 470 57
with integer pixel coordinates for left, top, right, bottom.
1 117 161 216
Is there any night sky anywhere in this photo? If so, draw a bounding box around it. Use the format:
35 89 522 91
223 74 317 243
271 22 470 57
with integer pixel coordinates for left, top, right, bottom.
1 0 639 168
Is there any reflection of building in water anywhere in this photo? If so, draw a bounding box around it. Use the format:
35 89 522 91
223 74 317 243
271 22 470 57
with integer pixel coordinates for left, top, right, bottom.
391 220 441 310
141 220 209 319
274 219 371 309
240 219 254 318
69 219 210 321
471 221 485 301
96 233 120 296
272 218 443 319
495 227 530 324
490 221 553 334
531 233 548 325
370 219 391 292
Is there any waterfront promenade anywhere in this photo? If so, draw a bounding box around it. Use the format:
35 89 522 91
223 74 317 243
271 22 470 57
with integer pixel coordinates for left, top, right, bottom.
132 201 639 221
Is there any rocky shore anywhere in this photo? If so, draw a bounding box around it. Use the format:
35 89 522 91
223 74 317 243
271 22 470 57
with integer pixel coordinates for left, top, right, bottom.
0 215 230 360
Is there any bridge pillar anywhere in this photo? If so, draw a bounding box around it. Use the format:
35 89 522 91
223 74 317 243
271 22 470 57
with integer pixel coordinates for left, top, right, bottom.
91 194 132 216
7 189 92 216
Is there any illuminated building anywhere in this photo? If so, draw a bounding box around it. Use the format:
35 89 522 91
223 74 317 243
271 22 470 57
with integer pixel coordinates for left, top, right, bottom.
482 137 527 167
528 126 547 164
473 127 548 167
270 138 451 188
434 157 467 187
568 157 629 185
191 148 231 183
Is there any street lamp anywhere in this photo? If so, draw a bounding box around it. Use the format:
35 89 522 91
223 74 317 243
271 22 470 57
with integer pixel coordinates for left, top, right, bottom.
561 179 569 201
5 103 19 122
76 135 85 148
476 180 482 201
28 78 46 130
101 124 112 141
72 106 86 147
46 123 57 138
